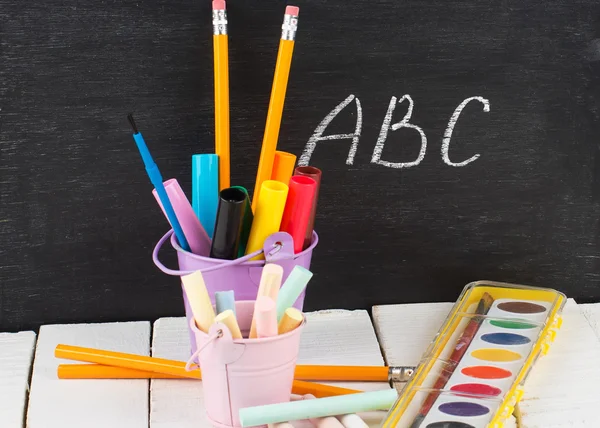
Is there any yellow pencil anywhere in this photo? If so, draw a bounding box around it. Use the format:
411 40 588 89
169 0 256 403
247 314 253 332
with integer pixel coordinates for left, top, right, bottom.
251 6 299 211
213 0 230 189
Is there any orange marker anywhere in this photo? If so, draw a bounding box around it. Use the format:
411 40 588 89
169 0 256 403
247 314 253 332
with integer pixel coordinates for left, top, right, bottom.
271 151 297 183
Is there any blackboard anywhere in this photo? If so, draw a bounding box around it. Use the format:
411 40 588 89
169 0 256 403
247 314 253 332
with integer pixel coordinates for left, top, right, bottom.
2 0 600 332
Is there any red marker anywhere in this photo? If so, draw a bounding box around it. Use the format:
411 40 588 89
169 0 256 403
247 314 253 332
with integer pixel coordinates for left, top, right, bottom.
293 166 321 249
280 175 317 253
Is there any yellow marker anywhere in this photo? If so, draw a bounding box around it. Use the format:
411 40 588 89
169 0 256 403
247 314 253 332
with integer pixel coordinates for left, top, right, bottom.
251 6 299 211
214 309 243 339
213 0 230 189
181 270 215 333
278 307 303 334
245 180 289 260
271 151 297 184
250 263 284 338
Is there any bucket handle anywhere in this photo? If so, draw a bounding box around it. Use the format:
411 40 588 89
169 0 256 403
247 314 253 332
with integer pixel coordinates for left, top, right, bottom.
152 229 278 276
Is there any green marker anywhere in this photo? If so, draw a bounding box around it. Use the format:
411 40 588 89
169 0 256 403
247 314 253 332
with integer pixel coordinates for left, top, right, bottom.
231 186 253 258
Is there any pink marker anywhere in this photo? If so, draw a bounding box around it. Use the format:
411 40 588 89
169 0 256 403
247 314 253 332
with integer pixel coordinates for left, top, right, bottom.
153 178 211 256
255 296 278 338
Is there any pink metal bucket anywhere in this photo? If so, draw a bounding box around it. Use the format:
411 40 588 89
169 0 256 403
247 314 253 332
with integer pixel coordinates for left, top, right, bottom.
152 229 318 355
187 300 305 428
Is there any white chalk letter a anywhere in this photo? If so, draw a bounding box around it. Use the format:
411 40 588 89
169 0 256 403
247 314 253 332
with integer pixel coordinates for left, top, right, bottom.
299 94 363 166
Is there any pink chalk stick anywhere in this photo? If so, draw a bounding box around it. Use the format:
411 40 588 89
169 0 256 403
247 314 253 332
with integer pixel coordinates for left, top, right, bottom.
255 296 278 338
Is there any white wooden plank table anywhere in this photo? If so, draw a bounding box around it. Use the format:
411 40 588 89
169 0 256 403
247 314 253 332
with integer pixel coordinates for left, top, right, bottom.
26 322 151 428
150 309 391 428
1 302 600 427
373 299 600 428
0 331 36 428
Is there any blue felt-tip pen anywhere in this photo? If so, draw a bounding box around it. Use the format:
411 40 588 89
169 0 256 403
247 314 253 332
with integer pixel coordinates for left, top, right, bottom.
127 114 190 252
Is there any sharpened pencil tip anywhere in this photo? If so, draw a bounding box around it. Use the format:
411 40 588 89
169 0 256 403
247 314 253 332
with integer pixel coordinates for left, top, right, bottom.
127 113 139 134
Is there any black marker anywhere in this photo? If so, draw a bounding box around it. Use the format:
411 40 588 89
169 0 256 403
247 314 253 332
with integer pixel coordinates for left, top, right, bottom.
210 187 247 260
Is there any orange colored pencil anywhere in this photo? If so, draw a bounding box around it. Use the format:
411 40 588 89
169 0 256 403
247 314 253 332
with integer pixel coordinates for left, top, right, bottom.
57 363 361 399
251 6 299 211
56 344 393 382
213 0 230 189
57 362 390 383
58 364 183 379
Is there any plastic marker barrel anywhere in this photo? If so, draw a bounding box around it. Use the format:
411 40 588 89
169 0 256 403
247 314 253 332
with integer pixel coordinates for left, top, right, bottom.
245 180 289 260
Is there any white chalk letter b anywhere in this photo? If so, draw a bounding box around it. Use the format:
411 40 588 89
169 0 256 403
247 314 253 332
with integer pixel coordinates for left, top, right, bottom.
371 95 427 169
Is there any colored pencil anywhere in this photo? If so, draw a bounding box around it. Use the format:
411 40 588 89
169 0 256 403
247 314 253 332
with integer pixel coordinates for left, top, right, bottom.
251 6 299 211
55 344 409 382
213 0 230 190
55 345 364 399
408 292 494 428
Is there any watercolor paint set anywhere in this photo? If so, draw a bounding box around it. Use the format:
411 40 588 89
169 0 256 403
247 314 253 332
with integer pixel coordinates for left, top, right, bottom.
381 280 566 428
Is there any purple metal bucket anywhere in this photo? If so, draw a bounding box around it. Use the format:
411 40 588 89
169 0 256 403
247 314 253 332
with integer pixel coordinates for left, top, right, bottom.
152 229 318 355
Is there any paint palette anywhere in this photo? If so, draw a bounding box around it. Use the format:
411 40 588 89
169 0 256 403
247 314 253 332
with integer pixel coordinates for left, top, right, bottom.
381 281 566 428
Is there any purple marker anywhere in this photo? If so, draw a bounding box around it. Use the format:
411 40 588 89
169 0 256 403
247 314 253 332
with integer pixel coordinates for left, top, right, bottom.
153 178 211 256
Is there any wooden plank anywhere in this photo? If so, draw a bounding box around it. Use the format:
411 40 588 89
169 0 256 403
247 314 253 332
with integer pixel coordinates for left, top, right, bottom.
150 317 207 428
0 331 36 428
373 298 600 427
150 310 389 428
26 322 150 428
580 302 600 342
516 299 600 427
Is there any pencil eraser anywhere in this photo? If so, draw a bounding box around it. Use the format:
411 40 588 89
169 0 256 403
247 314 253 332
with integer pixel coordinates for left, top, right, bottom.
213 0 226 10
285 5 299 16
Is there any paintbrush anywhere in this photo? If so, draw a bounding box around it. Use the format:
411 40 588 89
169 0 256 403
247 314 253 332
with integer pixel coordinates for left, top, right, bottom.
409 292 494 428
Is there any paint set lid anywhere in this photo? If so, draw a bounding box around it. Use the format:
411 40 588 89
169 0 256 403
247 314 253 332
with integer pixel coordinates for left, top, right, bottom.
381 281 567 428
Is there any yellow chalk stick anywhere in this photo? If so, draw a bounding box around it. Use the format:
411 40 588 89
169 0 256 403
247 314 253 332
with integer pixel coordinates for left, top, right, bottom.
181 270 215 333
278 307 304 334
214 309 243 339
